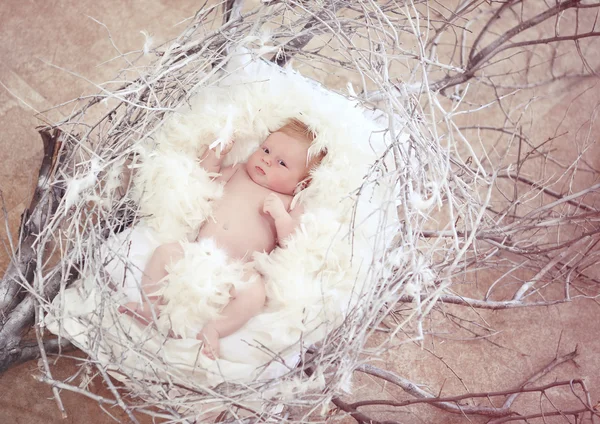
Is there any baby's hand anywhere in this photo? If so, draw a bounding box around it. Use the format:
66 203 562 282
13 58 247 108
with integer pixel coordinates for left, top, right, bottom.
263 193 288 220
210 139 235 159
218 139 235 156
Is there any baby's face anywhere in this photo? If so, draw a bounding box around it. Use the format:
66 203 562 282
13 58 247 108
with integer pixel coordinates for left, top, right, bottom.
246 131 312 195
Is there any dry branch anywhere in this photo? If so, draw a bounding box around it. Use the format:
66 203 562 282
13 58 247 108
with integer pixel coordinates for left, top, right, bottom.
1 0 599 422
0 129 69 372
430 0 600 92
328 349 595 423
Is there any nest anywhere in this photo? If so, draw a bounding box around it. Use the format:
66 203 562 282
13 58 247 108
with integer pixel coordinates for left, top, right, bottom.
2 1 599 423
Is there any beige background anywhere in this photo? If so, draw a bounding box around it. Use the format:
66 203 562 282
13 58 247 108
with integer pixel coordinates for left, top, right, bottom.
1 1 599 423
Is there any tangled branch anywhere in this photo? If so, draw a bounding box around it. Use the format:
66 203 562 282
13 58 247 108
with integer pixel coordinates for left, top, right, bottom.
1 0 599 422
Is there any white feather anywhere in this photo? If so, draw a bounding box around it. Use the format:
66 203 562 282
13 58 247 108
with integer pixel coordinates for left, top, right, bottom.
64 159 101 211
346 81 357 97
140 30 153 55
208 105 235 157
409 181 440 211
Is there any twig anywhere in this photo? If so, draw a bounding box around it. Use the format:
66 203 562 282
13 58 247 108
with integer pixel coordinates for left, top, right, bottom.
12 337 75 367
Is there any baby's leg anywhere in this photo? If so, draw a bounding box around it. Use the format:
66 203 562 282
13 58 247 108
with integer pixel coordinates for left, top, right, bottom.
119 242 185 324
198 268 266 359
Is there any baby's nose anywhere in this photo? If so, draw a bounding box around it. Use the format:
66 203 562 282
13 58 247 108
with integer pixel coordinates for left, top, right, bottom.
262 156 271 166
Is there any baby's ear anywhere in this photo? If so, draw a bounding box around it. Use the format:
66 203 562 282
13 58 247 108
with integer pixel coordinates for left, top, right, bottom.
294 177 311 195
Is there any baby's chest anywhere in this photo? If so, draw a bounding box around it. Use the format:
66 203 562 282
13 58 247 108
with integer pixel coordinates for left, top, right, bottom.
219 174 291 215
217 182 267 215
211 183 270 232
214 197 262 228
203 178 292 256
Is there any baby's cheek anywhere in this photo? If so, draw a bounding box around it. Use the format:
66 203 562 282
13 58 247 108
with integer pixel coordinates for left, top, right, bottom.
269 179 285 193
270 172 294 194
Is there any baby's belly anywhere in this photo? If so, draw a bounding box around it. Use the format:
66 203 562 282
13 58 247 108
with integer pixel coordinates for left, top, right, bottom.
198 216 276 261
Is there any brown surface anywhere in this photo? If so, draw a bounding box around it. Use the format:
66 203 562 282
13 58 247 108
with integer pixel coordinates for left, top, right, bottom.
0 1 203 422
0 353 150 424
1 1 600 423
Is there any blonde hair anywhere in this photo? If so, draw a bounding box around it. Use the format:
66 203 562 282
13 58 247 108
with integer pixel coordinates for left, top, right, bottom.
278 118 326 164
278 118 316 142
276 119 327 194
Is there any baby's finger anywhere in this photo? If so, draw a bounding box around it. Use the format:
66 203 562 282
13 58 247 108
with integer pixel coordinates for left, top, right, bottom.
263 200 273 214
202 347 215 360
271 194 284 207
265 194 276 204
222 140 235 153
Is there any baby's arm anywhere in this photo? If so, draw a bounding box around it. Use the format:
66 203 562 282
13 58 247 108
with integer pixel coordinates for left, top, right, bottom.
263 193 304 243
198 276 266 358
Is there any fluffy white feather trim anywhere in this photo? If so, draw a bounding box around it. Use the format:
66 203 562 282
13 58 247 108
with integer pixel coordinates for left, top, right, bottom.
157 239 245 338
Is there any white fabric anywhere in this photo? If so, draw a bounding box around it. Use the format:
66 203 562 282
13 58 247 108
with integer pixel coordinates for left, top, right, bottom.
46 48 400 389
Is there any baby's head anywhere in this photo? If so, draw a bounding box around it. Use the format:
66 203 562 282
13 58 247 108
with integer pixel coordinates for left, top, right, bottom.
247 119 325 195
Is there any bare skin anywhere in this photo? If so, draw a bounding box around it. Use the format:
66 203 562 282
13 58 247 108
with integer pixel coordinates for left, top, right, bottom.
119 129 316 358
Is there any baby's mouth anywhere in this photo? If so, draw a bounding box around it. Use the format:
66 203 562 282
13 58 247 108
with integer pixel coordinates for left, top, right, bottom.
256 166 266 175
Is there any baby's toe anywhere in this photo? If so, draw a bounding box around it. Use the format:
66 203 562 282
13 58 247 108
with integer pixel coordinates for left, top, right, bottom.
202 346 215 360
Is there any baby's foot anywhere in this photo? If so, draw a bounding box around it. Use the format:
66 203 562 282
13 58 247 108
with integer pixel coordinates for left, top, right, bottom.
118 300 158 326
197 326 220 360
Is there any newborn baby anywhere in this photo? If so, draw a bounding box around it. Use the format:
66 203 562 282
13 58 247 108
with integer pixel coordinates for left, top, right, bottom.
120 119 324 358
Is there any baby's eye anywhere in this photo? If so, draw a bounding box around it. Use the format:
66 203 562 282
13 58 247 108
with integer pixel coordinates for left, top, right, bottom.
278 160 287 167
263 147 270 154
